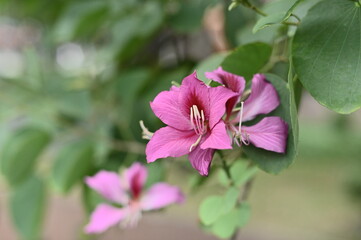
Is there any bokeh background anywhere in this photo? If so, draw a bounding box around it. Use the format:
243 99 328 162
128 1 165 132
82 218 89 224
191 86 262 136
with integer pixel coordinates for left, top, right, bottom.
0 0 361 239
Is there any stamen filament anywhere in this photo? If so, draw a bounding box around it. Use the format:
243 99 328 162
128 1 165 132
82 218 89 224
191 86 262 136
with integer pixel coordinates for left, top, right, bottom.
189 135 202 152
238 101 244 134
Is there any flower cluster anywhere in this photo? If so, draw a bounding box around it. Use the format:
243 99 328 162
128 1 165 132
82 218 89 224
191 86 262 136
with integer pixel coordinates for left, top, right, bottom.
146 68 288 176
84 163 184 234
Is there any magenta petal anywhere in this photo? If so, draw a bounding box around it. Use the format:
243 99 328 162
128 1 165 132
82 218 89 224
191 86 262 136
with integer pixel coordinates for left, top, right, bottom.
242 74 280 122
150 88 192 131
242 116 288 153
146 126 199 163
84 204 128 234
140 183 185 211
85 171 128 205
188 147 215 176
206 67 245 117
208 86 238 128
178 72 211 120
205 67 246 94
123 163 147 199
200 121 232 150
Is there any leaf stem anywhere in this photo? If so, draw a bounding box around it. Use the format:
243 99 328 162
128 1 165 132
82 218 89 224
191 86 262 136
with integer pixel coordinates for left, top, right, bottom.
241 0 267 16
218 151 233 183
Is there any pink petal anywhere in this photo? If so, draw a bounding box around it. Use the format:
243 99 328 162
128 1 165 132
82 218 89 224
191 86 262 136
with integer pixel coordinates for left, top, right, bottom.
200 120 232 150
178 72 211 121
205 67 246 94
84 204 128 234
123 163 147 199
140 183 185 211
242 74 280 122
146 126 199 163
206 67 245 117
188 147 215 176
242 117 288 153
208 85 238 128
85 171 128 205
150 88 192 131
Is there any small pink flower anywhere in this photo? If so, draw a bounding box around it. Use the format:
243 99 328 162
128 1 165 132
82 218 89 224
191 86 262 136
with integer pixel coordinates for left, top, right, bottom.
84 163 184 234
206 67 288 153
145 72 238 176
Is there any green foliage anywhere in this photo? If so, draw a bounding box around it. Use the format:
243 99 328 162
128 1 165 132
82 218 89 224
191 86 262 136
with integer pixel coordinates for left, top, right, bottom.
293 0 361 114
211 203 250 239
52 140 95 193
195 53 227 84
199 196 225 225
221 42 272 81
243 74 299 174
0 127 51 186
199 188 251 239
218 160 257 187
10 176 47 240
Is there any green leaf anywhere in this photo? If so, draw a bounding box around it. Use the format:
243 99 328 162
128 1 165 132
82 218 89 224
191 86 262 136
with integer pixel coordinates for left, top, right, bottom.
222 187 239 214
0 127 51 186
252 0 302 33
211 210 239 239
253 12 285 33
237 202 251 227
10 176 47 239
230 160 258 187
292 0 361 113
243 74 298 174
195 53 227 84
52 139 94 193
221 42 272 81
210 202 251 239
199 196 224 225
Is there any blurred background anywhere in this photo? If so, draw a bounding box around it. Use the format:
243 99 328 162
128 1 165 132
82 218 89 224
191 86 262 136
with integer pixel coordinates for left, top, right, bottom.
0 0 361 239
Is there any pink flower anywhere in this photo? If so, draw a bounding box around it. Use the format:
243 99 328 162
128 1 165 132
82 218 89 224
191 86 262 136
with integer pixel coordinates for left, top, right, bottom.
146 72 238 176
206 67 288 153
84 163 184 234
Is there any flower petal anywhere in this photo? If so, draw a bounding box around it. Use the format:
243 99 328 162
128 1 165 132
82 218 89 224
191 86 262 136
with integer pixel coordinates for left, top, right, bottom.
146 126 198 163
206 67 246 117
208 86 239 128
205 67 246 94
123 163 147 199
200 120 232 150
150 88 192 131
242 74 280 122
178 72 211 121
84 204 128 234
85 171 128 205
242 116 288 153
188 147 215 176
140 183 185 211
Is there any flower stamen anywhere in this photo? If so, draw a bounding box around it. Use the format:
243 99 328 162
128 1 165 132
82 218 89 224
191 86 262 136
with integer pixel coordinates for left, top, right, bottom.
190 105 206 136
189 105 207 151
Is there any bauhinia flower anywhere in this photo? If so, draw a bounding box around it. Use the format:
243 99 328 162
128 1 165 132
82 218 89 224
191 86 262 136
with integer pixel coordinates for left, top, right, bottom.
206 67 288 153
145 72 238 176
84 162 184 234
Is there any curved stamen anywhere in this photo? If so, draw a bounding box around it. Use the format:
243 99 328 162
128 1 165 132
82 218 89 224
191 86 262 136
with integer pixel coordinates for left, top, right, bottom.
190 105 206 135
189 135 203 152
189 105 207 152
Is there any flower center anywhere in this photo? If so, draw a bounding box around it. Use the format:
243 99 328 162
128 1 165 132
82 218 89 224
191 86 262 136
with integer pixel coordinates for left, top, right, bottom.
190 105 206 135
189 105 207 152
